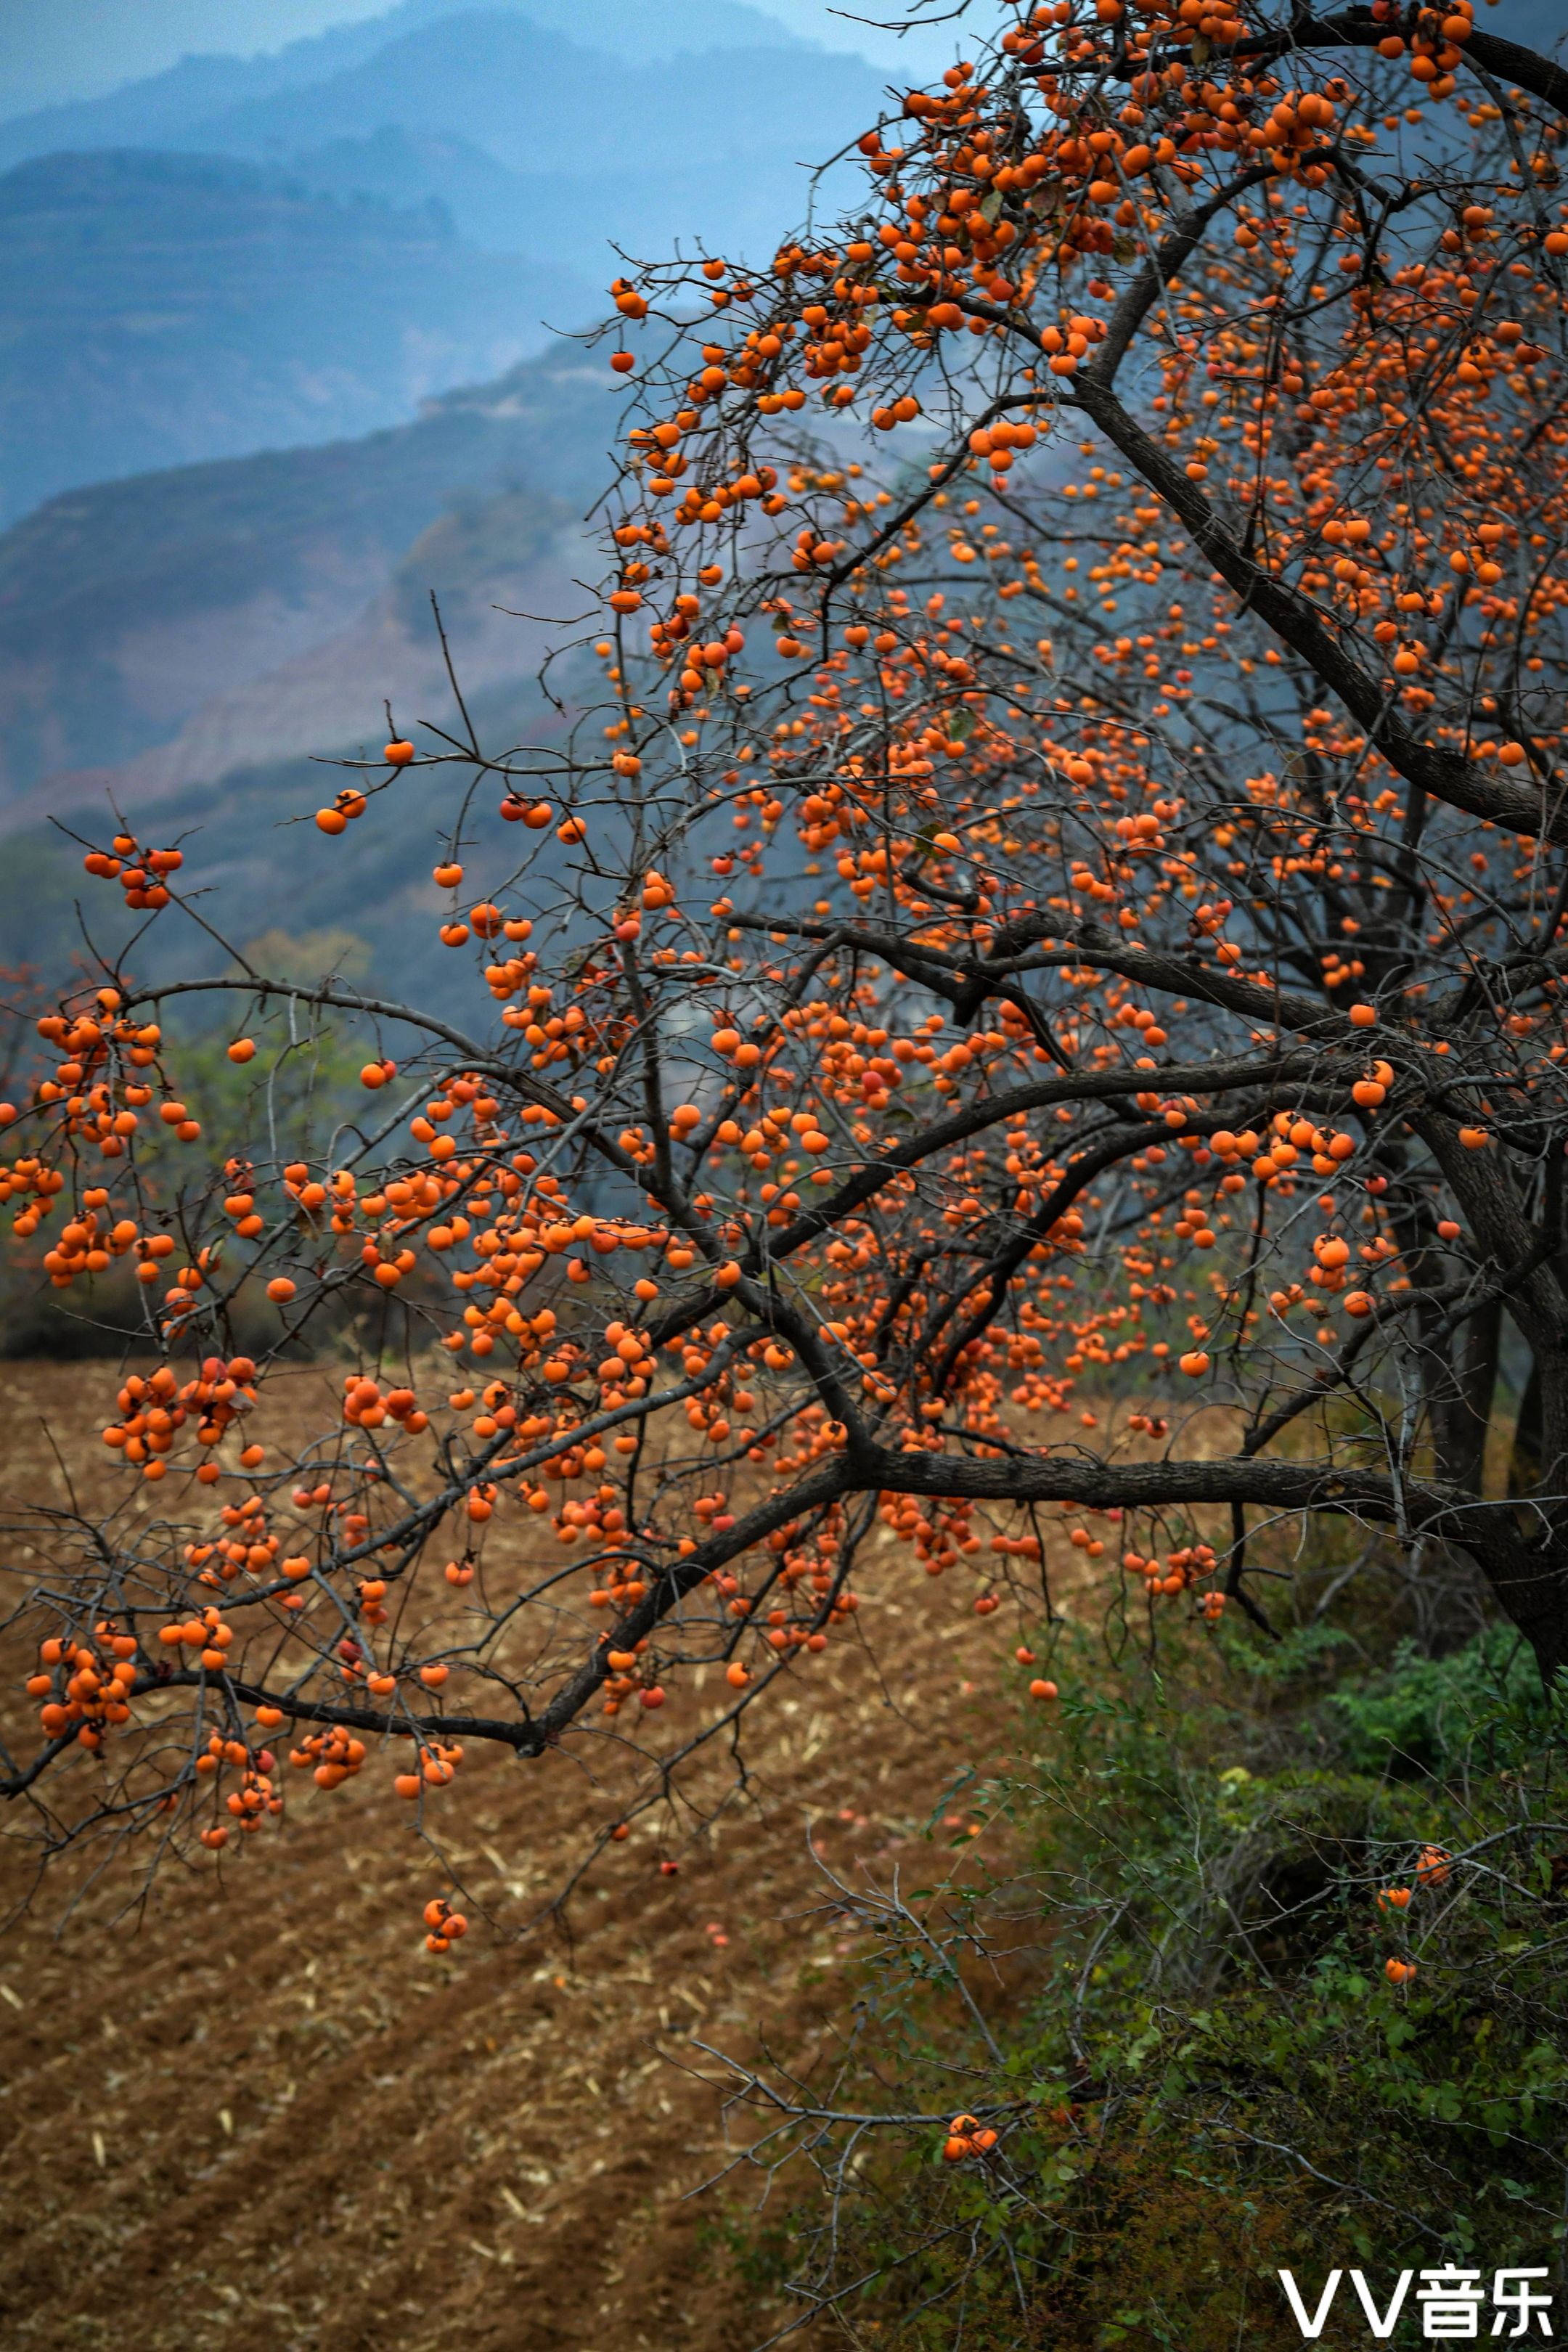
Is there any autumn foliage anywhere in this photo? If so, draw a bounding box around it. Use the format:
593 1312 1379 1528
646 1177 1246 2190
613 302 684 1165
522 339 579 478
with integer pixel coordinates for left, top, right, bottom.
7 0 1568 1943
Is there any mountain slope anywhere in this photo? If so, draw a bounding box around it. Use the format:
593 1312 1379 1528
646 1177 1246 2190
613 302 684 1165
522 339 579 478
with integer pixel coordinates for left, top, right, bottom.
0 9 876 523
0 0 819 174
0 667 568 1017
173 15 878 186
2 13 886 282
0 340 623 809
0 148 594 526
34 488 589 830
282 121 853 262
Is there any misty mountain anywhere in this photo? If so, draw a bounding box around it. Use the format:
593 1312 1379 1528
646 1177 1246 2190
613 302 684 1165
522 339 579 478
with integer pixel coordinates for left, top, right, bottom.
281 118 854 264
0 9 887 281
0 4 885 529
0 0 818 175
0 338 624 813
163 14 875 184
0 147 595 525
0 11 443 171
0 0 891 989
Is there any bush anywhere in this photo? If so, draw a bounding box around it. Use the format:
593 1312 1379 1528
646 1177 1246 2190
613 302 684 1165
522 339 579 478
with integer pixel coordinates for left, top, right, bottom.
1328 1627 1547 1781
719 1620 1568 2347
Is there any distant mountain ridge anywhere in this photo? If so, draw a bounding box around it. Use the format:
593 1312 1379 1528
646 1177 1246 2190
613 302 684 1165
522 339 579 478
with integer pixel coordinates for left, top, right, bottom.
0 0 820 174
0 338 623 810
0 0 897 803
0 0 897 995
0 10 886 271
0 145 595 525
0 4 886 525
160 14 865 179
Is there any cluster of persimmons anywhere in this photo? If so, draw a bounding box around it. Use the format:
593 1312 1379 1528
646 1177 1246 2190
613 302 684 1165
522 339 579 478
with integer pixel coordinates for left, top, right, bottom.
4 0 1568 1951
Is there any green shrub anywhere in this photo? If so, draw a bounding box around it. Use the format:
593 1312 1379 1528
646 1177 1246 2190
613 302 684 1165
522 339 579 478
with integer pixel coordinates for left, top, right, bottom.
1327 1625 1548 1779
729 1622 1568 2348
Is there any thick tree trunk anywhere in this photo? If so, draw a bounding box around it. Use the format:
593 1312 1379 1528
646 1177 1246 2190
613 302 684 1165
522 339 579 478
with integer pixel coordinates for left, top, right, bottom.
1510 1352 1543 1502
1434 1292 1502 1500
1404 1119 1568 1677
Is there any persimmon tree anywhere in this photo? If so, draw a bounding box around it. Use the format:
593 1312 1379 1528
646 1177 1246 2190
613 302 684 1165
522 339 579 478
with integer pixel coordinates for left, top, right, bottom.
7 0 1568 1927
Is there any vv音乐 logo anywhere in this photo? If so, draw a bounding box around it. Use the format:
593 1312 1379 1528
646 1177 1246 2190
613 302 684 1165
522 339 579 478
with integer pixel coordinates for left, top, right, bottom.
1279 2269 1554 2340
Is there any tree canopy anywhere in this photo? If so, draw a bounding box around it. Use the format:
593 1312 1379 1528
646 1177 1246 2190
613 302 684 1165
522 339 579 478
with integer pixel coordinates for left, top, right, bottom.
7 0 1568 1932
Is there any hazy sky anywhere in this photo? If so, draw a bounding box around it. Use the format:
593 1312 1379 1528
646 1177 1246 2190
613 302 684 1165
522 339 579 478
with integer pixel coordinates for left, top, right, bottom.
0 0 948 116
11 0 1549 128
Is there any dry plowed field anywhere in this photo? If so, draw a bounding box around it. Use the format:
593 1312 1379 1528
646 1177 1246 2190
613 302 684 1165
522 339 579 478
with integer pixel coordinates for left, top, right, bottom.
0 1363 1040 2352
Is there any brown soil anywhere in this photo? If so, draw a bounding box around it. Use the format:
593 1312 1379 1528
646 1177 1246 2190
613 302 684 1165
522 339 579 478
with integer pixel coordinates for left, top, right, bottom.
0 1362 1044 2352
